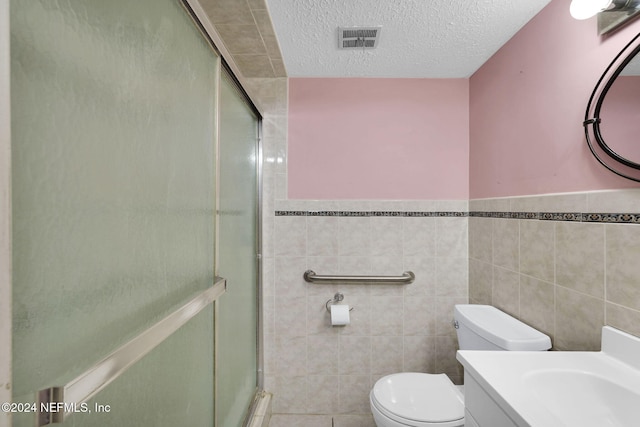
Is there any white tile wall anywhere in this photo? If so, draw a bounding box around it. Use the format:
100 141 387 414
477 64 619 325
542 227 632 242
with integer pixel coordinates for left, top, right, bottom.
469 190 640 352
265 205 468 415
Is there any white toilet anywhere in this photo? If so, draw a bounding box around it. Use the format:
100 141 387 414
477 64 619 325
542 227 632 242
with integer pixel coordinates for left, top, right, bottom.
370 304 551 427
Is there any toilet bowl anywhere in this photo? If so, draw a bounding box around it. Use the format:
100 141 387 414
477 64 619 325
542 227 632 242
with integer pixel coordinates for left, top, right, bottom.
370 305 551 427
370 373 464 427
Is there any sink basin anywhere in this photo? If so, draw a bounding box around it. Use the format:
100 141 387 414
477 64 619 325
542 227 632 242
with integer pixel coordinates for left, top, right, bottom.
457 326 640 427
524 369 640 426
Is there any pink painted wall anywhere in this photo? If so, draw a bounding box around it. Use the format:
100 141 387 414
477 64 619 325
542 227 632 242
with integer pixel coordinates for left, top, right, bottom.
470 0 640 198
288 78 469 200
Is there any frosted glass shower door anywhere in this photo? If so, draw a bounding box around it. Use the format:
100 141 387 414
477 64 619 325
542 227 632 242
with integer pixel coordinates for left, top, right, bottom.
216 71 260 427
10 0 219 426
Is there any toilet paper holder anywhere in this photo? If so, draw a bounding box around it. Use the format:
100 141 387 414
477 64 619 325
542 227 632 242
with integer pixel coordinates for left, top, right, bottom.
325 293 354 313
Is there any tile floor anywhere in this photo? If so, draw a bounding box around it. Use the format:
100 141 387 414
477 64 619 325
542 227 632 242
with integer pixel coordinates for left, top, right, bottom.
268 414 375 427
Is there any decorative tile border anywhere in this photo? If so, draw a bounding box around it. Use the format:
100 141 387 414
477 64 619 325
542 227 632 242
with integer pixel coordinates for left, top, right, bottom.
470 211 538 220
274 210 640 224
274 210 468 217
583 213 640 224
539 212 583 222
469 211 640 224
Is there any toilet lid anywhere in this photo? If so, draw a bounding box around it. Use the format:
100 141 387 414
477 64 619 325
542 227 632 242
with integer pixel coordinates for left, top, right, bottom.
372 373 464 424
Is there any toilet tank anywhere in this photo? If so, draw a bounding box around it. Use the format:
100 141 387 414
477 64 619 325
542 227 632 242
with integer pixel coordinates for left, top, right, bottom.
454 305 551 351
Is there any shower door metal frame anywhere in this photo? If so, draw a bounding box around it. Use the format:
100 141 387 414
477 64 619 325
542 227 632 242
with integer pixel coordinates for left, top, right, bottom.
0 0 12 425
216 63 264 427
180 2 265 425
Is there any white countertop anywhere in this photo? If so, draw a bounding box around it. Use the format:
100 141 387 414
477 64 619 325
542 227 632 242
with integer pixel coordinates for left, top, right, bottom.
457 327 640 427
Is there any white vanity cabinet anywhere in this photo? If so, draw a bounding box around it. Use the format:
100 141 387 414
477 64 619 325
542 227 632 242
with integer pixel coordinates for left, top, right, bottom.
463 373 519 427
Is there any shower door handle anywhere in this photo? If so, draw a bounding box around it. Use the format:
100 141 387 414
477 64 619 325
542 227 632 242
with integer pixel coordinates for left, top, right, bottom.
36 277 226 426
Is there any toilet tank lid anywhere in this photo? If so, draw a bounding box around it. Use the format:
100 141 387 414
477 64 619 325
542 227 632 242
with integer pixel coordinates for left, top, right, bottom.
454 305 551 351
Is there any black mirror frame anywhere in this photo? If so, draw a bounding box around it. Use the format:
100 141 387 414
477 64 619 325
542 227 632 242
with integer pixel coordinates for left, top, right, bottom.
585 31 640 182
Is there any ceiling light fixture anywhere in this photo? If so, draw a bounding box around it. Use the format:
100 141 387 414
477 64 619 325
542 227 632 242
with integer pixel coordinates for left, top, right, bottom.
570 0 640 33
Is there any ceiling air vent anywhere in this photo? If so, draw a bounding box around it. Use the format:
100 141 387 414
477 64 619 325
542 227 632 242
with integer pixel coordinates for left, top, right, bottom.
338 26 381 50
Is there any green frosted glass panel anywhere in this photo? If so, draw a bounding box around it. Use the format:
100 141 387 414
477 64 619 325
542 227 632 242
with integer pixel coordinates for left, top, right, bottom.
14 306 214 427
10 0 218 425
216 72 259 427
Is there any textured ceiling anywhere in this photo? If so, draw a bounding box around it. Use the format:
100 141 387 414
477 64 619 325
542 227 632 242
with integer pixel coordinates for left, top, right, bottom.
266 0 552 78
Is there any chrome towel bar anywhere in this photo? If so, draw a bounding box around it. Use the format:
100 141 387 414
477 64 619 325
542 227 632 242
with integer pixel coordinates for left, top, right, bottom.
36 277 226 426
303 270 415 285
